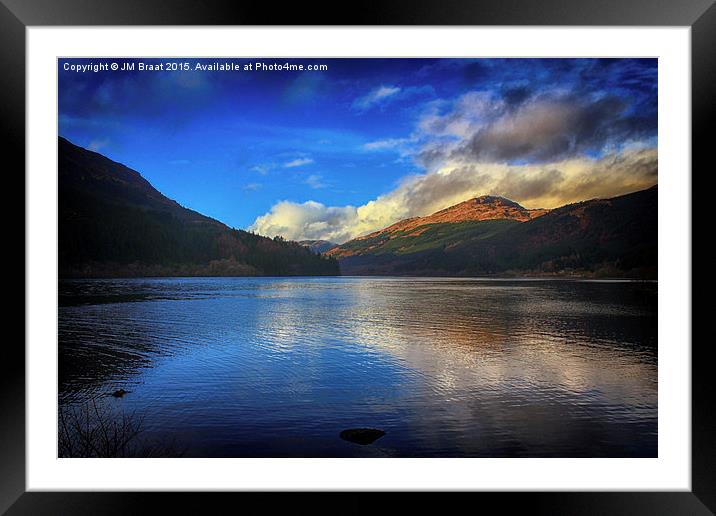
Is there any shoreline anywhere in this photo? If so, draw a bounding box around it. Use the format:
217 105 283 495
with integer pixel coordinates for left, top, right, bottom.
59 274 657 282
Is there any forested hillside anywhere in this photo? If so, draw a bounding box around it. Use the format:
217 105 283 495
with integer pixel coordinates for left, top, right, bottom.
59 137 339 278
331 187 657 278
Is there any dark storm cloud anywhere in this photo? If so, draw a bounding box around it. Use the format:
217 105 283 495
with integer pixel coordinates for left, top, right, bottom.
451 93 655 164
405 58 658 170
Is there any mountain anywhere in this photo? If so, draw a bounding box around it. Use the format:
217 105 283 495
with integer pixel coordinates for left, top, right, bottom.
366 195 546 235
59 137 339 278
329 187 657 278
298 240 338 254
327 195 547 260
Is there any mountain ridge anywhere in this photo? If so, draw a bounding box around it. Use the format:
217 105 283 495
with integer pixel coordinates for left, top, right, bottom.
299 240 338 254
327 195 547 260
356 195 545 238
59 137 339 278
329 186 657 278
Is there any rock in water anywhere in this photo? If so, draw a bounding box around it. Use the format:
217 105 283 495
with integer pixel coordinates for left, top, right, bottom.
340 428 386 445
111 389 128 398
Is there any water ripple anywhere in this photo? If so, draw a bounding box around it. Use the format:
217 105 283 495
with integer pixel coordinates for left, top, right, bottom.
59 277 657 457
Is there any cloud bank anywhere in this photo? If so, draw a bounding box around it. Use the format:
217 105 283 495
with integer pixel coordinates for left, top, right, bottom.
415 90 655 169
250 67 657 244
250 147 657 244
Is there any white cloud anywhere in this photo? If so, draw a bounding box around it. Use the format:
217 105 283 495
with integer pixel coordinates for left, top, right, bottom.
362 138 410 151
304 174 326 189
284 157 314 168
249 147 657 244
243 183 262 191
352 85 401 111
250 164 272 175
250 201 359 243
417 91 504 140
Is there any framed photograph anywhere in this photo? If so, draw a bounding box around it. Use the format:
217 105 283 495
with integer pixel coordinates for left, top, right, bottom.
6 0 712 513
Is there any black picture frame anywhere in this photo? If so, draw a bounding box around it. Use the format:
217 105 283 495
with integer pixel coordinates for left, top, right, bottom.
4 1 712 514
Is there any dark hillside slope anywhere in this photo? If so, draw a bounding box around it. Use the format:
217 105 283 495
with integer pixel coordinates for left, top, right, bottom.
457 185 657 276
337 186 657 278
59 137 339 277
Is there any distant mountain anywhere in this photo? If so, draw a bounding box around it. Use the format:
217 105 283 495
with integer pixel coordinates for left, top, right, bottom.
59 137 339 278
298 240 338 254
327 195 547 260
329 187 657 278
364 195 546 237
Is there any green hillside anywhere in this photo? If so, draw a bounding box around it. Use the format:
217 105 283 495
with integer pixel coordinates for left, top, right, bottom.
337 219 520 256
335 186 657 278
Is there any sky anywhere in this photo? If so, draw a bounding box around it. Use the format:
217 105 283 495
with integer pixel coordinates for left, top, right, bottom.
59 58 658 244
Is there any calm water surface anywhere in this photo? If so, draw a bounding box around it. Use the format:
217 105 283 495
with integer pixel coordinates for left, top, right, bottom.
59 277 657 457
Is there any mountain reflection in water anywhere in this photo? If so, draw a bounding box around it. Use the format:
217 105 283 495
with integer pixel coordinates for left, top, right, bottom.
59 277 657 457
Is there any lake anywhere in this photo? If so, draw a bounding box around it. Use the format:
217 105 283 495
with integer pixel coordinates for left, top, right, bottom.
58 277 657 457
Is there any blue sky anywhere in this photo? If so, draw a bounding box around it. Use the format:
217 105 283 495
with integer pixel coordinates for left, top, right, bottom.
59 58 657 243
